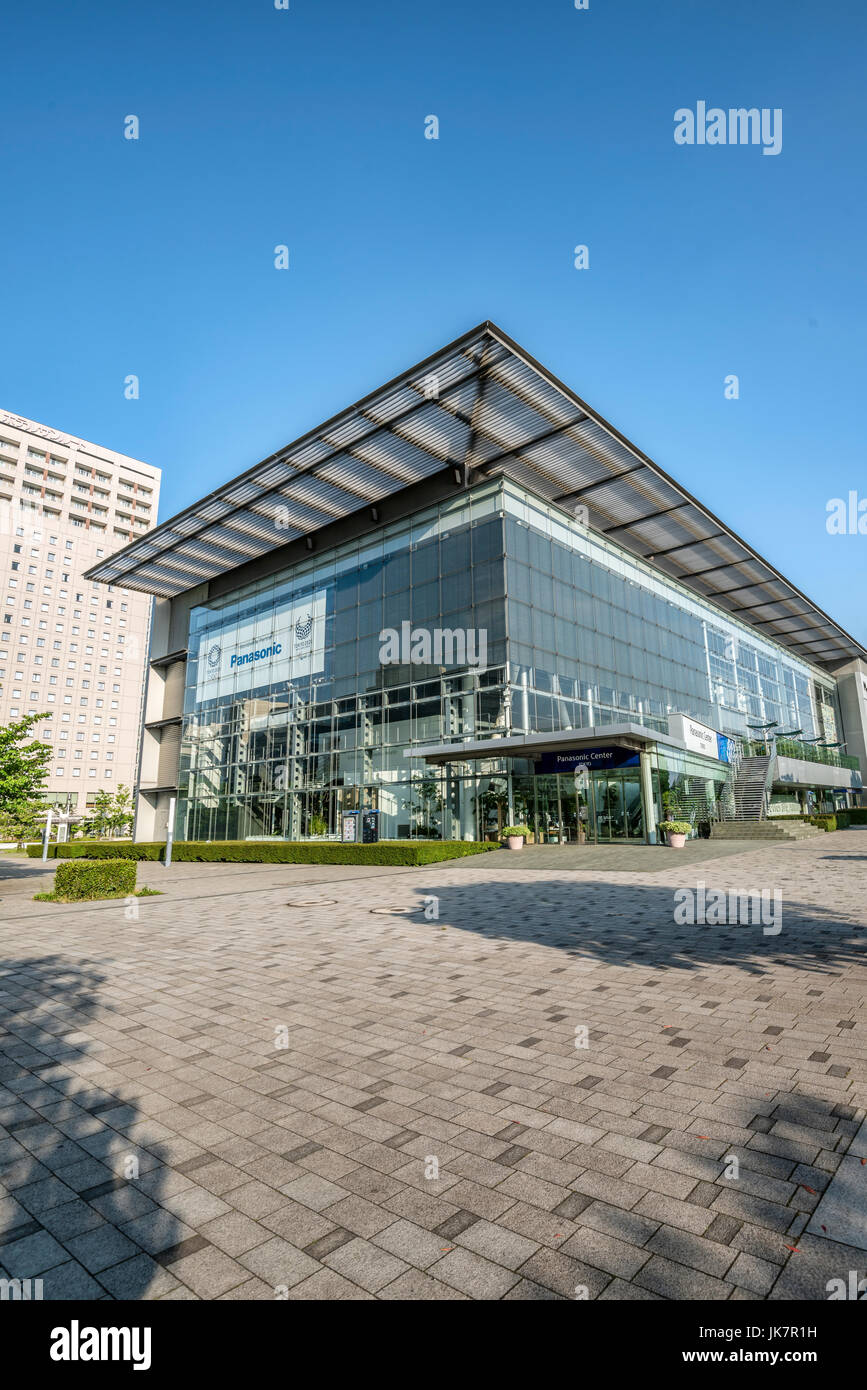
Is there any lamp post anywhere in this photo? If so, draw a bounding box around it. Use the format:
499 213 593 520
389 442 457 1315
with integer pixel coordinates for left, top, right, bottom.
164 796 176 868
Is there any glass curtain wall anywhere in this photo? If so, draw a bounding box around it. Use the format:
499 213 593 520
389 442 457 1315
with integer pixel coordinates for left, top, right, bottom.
501 483 836 749
177 486 508 841
175 478 839 842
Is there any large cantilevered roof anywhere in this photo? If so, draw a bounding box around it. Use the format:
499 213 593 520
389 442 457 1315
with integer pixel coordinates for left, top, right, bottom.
85 321 866 670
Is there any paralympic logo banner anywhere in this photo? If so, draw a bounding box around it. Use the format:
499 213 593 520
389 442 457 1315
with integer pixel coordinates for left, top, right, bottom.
195 587 329 701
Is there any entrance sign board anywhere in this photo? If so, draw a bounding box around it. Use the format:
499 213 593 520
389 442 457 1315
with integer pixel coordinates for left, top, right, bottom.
535 746 640 774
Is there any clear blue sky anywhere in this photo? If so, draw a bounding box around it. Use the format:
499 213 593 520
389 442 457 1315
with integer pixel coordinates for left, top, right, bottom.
2 0 865 643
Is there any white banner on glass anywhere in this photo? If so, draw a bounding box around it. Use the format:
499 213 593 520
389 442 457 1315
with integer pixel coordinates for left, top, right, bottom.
195 588 328 702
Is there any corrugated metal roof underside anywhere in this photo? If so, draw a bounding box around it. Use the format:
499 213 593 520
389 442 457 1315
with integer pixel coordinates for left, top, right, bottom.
84 322 866 671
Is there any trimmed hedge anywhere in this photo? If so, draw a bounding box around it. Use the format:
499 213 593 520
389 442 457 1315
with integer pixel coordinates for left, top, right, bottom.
30 841 162 860
769 811 866 830
30 839 500 867
53 859 137 901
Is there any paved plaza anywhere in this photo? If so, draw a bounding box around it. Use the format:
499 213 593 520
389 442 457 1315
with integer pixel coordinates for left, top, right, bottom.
1 831 865 1301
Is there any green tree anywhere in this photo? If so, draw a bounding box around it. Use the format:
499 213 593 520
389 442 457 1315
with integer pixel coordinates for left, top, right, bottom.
83 785 135 839
84 789 113 839
0 712 52 845
108 784 134 838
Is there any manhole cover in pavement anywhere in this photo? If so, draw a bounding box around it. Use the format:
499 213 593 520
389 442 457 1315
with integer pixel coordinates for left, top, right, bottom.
370 906 415 915
286 899 337 907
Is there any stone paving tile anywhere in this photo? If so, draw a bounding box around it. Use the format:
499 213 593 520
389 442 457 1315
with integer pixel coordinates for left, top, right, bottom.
645 1223 736 1279
428 1246 520 1298
2 835 865 1300
39 1260 107 1300
454 1218 540 1270
216 1276 274 1300
234 1236 319 1289
633 1254 732 1301
259 1200 336 1248
378 1267 471 1299
161 1245 250 1298
198 1210 275 1257
95 1254 179 1300
63 1225 142 1274
517 1247 611 1299
321 1236 410 1293
373 1218 454 1270
598 1277 664 1301
561 1225 651 1279
287 1268 376 1300
728 1251 779 1295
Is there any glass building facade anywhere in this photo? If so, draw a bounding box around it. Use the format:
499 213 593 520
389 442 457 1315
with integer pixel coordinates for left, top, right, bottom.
174 479 843 844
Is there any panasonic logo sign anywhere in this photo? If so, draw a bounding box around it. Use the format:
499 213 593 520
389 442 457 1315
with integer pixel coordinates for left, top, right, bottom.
229 642 282 669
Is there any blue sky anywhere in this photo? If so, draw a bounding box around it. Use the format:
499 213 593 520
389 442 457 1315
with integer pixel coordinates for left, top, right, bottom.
1 0 865 641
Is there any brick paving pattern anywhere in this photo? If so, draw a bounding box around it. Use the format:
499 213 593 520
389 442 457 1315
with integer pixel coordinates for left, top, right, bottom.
1 831 865 1300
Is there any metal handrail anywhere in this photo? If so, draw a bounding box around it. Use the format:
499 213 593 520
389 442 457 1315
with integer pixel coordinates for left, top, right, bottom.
773 737 860 771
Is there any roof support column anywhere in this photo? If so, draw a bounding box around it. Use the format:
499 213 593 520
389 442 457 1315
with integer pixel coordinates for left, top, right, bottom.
640 748 658 845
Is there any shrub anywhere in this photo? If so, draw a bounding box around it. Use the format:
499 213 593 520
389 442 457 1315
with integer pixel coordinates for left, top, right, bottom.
501 826 531 840
29 839 499 866
658 820 693 835
52 859 137 901
846 807 867 825
809 815 837 832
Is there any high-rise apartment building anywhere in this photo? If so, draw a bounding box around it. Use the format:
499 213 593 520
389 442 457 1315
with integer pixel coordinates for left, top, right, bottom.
0 409 160 815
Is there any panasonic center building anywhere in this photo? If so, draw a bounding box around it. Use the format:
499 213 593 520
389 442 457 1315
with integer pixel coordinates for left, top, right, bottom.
86 324 867 846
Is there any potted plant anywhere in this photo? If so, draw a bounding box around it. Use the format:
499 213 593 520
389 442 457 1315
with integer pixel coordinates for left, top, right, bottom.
309 814 328 838
501 825 531 851
658 819 692 849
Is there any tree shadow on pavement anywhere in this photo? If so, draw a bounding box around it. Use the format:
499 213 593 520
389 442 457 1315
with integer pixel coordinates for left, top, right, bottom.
404 878 867 1300
0 954 180 1300
409 878 866 978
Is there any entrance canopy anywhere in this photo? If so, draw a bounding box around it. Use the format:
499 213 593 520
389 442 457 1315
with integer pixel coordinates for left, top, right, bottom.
84 321 866 671
405 721 685 767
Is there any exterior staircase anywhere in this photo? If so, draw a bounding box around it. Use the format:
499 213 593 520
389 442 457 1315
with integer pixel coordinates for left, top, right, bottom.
731 755 772 820
711 819 822 841
710 752 823 840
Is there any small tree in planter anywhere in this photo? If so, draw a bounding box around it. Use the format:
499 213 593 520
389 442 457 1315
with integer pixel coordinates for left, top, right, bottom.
501 825 531 851
658 819 692 848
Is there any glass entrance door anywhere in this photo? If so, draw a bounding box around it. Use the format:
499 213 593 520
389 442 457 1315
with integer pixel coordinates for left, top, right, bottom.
535 775 564 843
592 772 644 841
622 774 644 840
595 777 624 840
559 776 579 842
